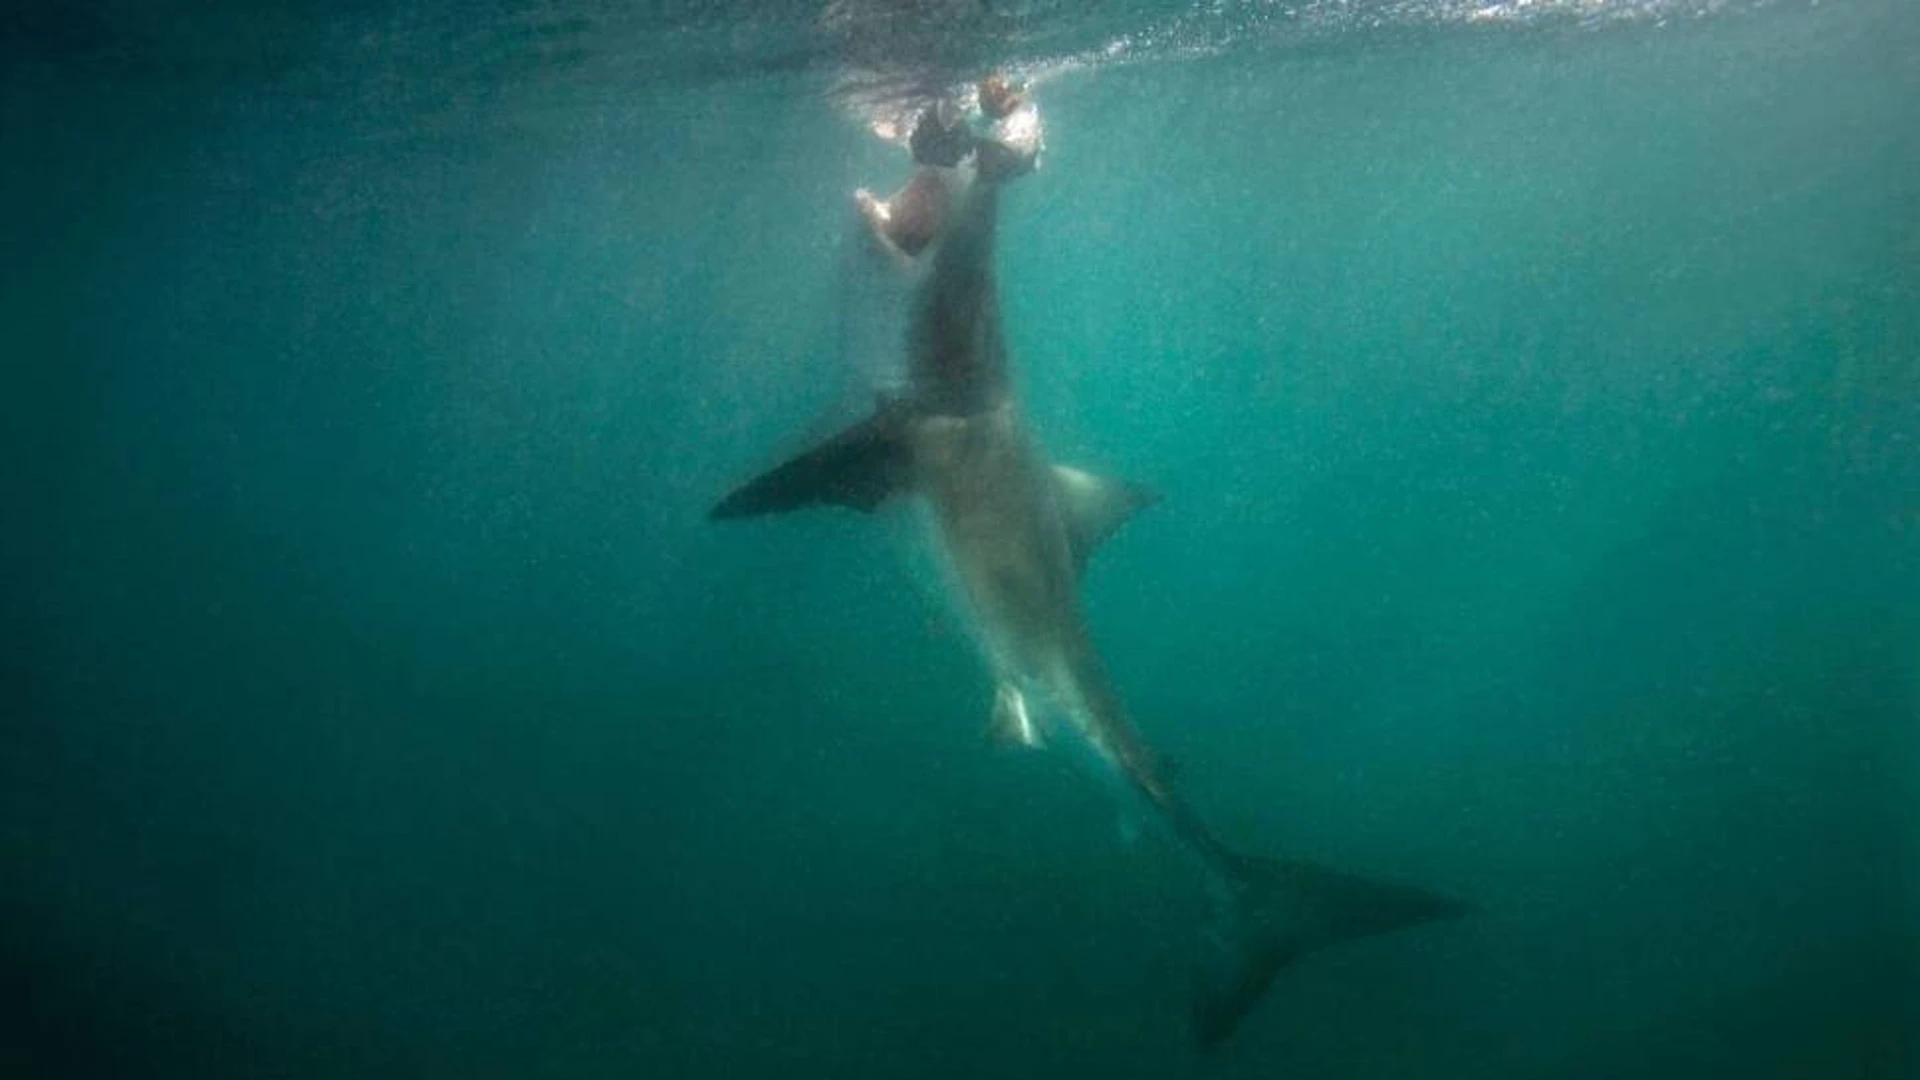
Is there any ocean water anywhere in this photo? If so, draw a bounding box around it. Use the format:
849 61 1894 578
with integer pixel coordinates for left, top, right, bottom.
3 1 1917 1077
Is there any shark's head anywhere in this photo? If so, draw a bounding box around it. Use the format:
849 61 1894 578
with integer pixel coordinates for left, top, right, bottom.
978 73 1025 119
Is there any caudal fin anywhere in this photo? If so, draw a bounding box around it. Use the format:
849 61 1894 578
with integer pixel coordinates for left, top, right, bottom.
1193 855 1468 1051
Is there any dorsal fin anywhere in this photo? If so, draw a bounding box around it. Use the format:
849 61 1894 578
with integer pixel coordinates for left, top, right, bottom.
1052 465 1157 568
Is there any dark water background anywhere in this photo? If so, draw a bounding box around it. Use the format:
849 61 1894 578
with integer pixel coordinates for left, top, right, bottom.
4 1 1917 1076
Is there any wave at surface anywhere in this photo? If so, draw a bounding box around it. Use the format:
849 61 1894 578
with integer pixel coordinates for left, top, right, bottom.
8 0 1788 125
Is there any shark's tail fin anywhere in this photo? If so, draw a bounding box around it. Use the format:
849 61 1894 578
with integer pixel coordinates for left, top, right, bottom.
1193 854 1467 1051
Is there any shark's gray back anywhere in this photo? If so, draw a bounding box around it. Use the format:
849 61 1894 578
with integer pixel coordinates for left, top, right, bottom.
908 179 1010 417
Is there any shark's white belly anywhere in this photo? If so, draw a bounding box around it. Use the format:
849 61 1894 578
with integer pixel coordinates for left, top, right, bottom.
909 406 1082 691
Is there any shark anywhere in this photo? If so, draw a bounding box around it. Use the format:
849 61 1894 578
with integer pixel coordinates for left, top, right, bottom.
710 160 1465 1050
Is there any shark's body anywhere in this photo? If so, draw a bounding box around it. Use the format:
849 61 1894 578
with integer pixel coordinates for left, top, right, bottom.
713 167 1462 1049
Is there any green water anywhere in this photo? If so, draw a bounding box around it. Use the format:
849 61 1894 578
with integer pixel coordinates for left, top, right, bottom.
3 2 1916 1077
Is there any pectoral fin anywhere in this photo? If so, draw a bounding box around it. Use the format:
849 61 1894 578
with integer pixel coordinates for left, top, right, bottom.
711 408 912 519
987 684 1041 748
1052 465 1157 568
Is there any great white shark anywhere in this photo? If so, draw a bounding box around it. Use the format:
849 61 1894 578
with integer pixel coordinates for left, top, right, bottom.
711 161 1465 1049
